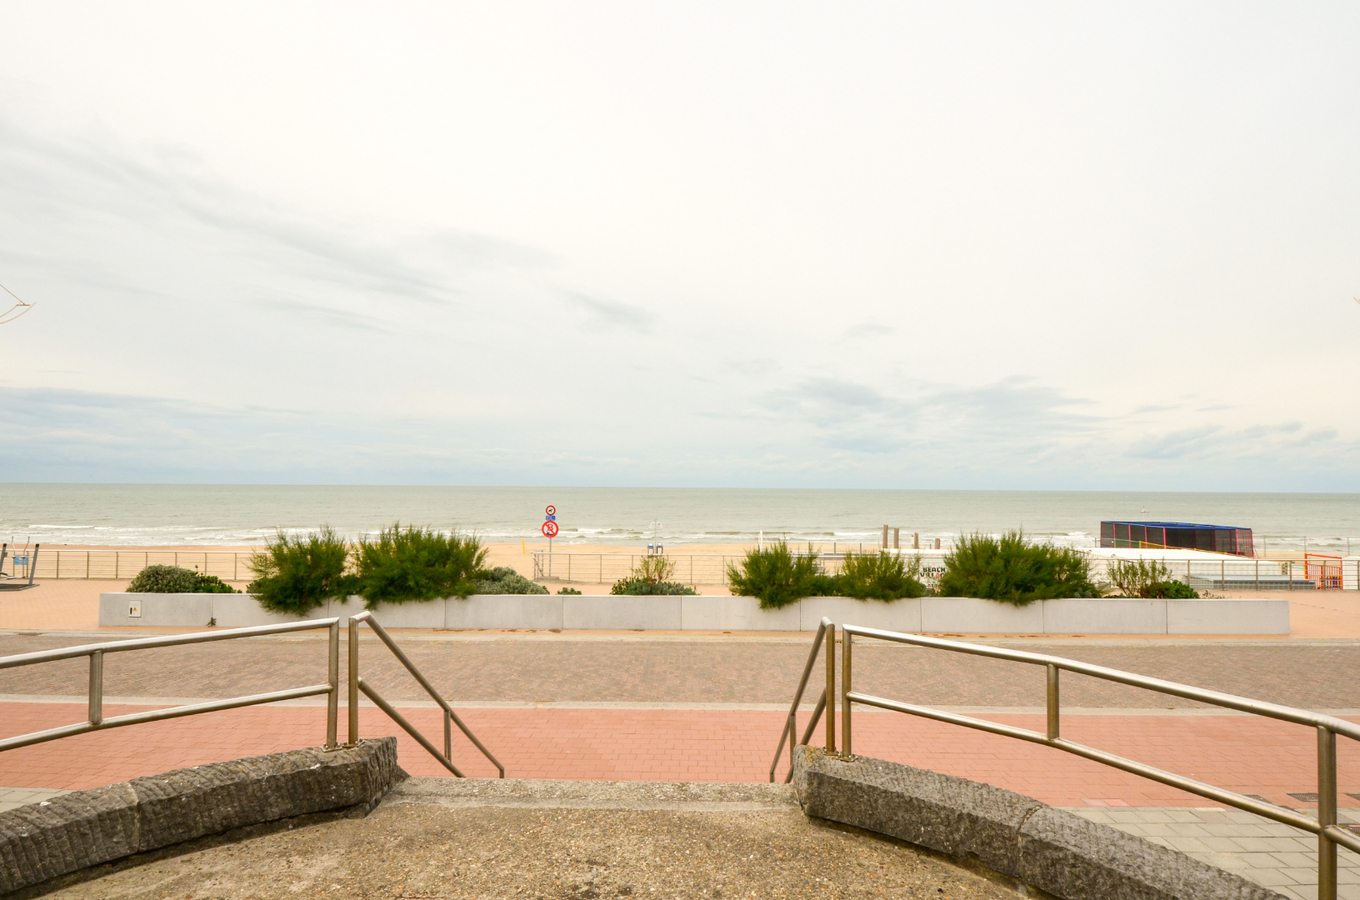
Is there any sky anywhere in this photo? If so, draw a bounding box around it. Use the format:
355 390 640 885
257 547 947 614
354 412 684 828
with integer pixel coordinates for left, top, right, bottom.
0 1 1357 490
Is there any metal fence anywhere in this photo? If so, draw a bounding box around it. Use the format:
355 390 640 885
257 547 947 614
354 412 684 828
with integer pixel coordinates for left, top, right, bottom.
532 552 744 586
0 549 256 582
1087 555 1360 592
4 546 1358 591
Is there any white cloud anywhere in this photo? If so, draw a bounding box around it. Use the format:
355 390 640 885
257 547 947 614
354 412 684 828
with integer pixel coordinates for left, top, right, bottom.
0 2 1358 490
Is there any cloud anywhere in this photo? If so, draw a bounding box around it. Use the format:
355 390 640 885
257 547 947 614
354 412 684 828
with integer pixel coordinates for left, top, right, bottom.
842 322 895 340
561 290 654 333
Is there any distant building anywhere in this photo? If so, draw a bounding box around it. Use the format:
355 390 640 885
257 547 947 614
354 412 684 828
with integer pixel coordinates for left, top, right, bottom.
1099 521 1254 557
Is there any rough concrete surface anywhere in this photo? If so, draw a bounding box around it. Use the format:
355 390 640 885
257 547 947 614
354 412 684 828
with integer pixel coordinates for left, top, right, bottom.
0 739 399 896
1018 806 1281 900
33 778 1028 899
794 747 1286 900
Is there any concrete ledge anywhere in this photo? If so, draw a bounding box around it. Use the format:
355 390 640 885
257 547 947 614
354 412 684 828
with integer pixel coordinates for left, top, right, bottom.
0 738 400 896
800 597 922 632
98 593 1290 635
446 594 564 630
682 595 800 631
1166 598 1291 635
793 747 1284 900
1044 598 1166 635
922 596 1045 633
562 595 684 630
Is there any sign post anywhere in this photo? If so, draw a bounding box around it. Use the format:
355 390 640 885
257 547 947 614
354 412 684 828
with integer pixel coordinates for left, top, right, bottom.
542 506 559 577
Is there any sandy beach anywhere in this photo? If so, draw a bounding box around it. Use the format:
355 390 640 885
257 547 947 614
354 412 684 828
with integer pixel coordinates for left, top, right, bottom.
2 541 1358 638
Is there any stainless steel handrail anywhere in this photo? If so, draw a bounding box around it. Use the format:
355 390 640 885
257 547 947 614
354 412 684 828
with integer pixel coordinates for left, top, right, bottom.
0 618 342 753
769 617 834 783
346 611 504 778
837 624 1360 900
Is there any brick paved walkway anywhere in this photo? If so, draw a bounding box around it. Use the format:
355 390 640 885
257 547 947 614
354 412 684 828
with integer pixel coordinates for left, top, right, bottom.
3 701 1358 808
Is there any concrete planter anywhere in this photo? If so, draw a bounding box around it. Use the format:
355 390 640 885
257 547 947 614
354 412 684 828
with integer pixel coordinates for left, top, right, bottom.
922 596 1045 633
98 592 1290 635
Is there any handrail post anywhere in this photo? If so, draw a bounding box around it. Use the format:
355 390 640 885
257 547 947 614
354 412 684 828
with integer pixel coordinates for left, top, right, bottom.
1046 664 1060 741
825 622 836 753
445 710 452 760
347 616 360 747
325 621 339 749
842 627 852 756
88 651 103 728
1319 725 1338 900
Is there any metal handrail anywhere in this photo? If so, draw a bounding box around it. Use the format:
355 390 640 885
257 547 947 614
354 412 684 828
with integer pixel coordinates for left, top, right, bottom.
836 624 1360 900
769 617 834 783
0 618 342 753
0 612 504 780
346 612 504 778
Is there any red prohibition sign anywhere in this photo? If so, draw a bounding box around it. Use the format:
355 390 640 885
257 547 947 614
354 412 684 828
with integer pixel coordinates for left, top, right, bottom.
542 521 560 538
545 505 556 516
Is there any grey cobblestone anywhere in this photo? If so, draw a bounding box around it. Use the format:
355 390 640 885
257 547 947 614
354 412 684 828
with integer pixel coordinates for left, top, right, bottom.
1069 806 1360 899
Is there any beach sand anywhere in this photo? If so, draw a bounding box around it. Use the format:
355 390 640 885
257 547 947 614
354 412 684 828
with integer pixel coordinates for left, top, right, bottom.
5 542 1357 638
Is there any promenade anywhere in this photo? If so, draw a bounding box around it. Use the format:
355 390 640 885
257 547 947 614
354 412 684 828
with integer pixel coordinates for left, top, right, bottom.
4 581 1360 898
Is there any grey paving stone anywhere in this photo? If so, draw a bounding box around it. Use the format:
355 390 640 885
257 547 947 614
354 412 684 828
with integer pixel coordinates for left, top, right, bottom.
1163 836 1212 853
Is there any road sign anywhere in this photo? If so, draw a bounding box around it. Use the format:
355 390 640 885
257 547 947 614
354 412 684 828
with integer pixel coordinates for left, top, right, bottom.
545 505 556 516
542 521 559 538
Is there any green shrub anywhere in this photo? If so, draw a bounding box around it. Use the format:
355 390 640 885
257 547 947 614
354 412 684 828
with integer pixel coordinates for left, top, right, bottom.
248 527 355 615
473 566 549 595
611 554 698 596
128 564 239 594
355 523 486 608
836 551 928 601
558 587 582 595
938 531 1099 606
726 542 821 609
1104 558 1199 598
1150 578 1199 599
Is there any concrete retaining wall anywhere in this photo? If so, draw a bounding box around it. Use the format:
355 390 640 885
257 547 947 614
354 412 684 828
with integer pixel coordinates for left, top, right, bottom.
793 746 1285 900
0 738 400 896
99 593 1290 634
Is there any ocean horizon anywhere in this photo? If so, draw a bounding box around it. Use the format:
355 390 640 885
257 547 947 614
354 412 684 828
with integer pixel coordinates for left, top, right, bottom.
1 484 1357 554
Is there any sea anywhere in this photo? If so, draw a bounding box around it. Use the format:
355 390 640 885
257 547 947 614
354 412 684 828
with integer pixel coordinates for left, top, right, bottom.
1 485 1358 554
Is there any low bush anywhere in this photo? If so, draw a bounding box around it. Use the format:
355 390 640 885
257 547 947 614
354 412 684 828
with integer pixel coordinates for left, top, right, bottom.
611 555 698 596
128 564 239 594
1104 558 1199 599
248 527 355 615
473 566 548 595
836 551 928 601
558 587 582 595
1151 579 1200 599
938 531 1099 606
355 524 487 608
725 542 821 609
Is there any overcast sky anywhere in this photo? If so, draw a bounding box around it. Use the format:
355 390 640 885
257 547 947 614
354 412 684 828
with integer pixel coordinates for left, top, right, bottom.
1 2 1357 490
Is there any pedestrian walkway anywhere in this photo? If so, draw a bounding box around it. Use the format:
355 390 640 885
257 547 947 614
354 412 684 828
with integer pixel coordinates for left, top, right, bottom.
1070 806 1360 900
3 700 1357 805
0 785 67 813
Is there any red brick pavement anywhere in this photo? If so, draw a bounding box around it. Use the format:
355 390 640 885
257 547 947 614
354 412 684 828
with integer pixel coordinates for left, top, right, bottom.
3 702 1359 808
